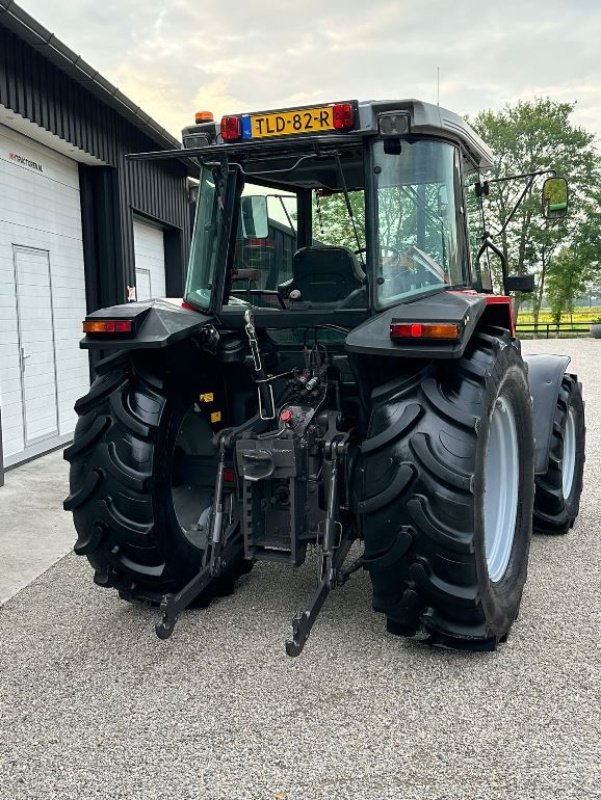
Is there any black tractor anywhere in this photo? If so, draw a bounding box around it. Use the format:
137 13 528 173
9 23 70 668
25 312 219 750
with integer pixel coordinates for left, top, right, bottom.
64 99 585 655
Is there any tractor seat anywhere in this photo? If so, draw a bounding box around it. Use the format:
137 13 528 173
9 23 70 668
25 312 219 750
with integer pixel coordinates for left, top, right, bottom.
279 246 365 305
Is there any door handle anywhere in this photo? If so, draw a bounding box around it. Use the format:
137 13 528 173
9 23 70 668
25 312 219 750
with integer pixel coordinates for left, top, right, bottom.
21 347 31 365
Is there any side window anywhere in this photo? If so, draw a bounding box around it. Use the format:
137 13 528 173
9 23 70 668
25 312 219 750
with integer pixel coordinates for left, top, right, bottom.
226 182 298 308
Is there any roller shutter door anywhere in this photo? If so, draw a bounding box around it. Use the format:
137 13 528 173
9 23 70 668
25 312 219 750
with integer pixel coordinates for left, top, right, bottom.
133 218 166 301
0 125 89 466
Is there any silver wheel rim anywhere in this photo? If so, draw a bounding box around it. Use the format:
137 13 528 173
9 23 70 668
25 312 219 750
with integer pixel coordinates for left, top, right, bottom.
484 395 519 583
171 408 217 548
562 407 577 498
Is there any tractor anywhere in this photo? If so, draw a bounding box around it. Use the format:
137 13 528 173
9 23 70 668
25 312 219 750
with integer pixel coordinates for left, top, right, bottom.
64 99 585 655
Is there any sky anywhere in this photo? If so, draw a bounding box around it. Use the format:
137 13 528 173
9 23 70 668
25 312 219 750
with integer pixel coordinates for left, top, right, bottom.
17 0 601 143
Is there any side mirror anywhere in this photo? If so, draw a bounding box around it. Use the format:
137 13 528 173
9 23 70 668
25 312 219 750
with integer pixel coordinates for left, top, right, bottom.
542 177 569 220
240 195 268 238
476 238 535 294
474 246 494 293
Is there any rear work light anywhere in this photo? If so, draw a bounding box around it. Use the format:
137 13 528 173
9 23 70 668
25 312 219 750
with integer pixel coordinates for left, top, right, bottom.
221 115 242 141
83 319 133 334
390 322 461 341
332 102 354 130
378 111 411 137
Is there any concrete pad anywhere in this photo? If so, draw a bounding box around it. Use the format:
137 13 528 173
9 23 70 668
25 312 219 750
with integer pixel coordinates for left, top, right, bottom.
0 449 73 605
0 339 599 799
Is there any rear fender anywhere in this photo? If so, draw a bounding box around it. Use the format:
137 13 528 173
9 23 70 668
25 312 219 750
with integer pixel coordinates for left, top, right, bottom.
80 299 213 351
523 354 571 474
346 290 515 360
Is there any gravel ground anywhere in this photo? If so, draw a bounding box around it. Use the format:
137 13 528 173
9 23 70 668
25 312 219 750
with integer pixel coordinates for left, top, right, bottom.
0 339 600 800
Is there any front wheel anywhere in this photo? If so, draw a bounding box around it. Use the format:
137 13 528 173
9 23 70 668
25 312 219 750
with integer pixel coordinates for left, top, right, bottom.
533 374 585 534
357 329 534 650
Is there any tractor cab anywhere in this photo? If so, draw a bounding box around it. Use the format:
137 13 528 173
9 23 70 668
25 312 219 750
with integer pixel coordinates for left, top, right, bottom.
181 100 494 327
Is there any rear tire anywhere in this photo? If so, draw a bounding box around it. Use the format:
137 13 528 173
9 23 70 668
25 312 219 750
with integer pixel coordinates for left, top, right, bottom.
533 374 585 535
356 329 534 650
64 350 251 604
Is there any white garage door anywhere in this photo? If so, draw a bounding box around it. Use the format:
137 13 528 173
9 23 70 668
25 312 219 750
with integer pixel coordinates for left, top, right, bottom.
133 218 165 301
0 125 89 466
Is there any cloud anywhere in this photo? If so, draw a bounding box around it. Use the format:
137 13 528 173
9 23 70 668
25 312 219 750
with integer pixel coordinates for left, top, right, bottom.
16 0 601 144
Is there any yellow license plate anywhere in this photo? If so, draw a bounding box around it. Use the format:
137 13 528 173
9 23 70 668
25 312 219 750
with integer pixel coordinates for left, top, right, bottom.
249 106 335 138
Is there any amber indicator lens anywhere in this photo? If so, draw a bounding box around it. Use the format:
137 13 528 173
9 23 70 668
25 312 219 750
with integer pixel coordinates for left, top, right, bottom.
390 322 461 341
83 319 133 334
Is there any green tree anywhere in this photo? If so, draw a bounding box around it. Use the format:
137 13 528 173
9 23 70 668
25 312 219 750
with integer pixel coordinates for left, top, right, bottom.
313 191 365 251
470 99 600 321
546 248 589 325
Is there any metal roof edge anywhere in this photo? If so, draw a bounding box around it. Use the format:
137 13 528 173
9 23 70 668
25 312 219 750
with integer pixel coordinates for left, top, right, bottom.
0 0 184 154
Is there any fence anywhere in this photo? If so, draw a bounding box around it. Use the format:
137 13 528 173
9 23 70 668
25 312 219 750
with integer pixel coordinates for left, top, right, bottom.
515 322 593 339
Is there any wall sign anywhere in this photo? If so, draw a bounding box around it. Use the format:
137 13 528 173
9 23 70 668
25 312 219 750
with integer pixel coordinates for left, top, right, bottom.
8 151 44 173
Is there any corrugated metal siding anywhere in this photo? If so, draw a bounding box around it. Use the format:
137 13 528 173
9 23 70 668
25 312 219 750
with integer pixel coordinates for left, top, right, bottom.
0 28 117 164
0 25 191 301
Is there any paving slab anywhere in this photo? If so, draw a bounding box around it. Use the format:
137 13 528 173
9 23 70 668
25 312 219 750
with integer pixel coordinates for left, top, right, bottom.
0 450 72 605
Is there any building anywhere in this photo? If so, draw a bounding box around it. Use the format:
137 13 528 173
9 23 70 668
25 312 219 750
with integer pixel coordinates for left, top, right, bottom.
0 0 192 471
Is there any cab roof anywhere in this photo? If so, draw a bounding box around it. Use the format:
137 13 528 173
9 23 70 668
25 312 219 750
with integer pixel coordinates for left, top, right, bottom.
202 98 493 171
357 99 494 171
129 98 494 174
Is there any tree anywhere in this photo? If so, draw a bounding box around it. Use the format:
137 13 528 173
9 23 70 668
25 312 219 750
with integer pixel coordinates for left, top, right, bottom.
313 191 365 250
546 248 588 325
469 99 600 321
546 188 601 322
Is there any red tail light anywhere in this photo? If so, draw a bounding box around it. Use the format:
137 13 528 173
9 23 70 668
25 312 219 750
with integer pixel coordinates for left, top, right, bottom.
332 103 354 130
390 322 461 341
83 319 133 334
223 469 235 483
221 115 242 142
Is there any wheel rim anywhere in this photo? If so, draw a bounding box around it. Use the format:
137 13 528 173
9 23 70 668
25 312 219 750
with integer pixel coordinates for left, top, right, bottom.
484 394 520 583
562 407 577 498
171 406 217 549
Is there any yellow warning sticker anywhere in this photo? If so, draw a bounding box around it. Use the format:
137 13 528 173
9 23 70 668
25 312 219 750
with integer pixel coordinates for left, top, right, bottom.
210 411 222 424
199 392 214 403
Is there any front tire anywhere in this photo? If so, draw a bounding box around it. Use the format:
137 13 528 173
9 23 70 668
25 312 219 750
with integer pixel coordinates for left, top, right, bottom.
533 374 585 535
356 329 534 650
64 350 251 604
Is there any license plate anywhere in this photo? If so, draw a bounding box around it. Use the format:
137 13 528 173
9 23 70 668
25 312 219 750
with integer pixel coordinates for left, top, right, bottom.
245 106 335 139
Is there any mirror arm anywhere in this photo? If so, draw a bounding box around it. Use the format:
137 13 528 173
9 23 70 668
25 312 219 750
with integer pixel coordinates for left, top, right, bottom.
477 237 508 284
485 168 555 186
495 174 537 236
476 169 556 235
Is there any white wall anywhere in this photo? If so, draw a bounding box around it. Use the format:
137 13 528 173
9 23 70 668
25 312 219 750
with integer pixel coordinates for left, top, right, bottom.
0 123 89 463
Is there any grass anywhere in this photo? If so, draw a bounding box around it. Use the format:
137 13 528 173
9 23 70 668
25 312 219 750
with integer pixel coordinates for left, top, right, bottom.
517 306 601 325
